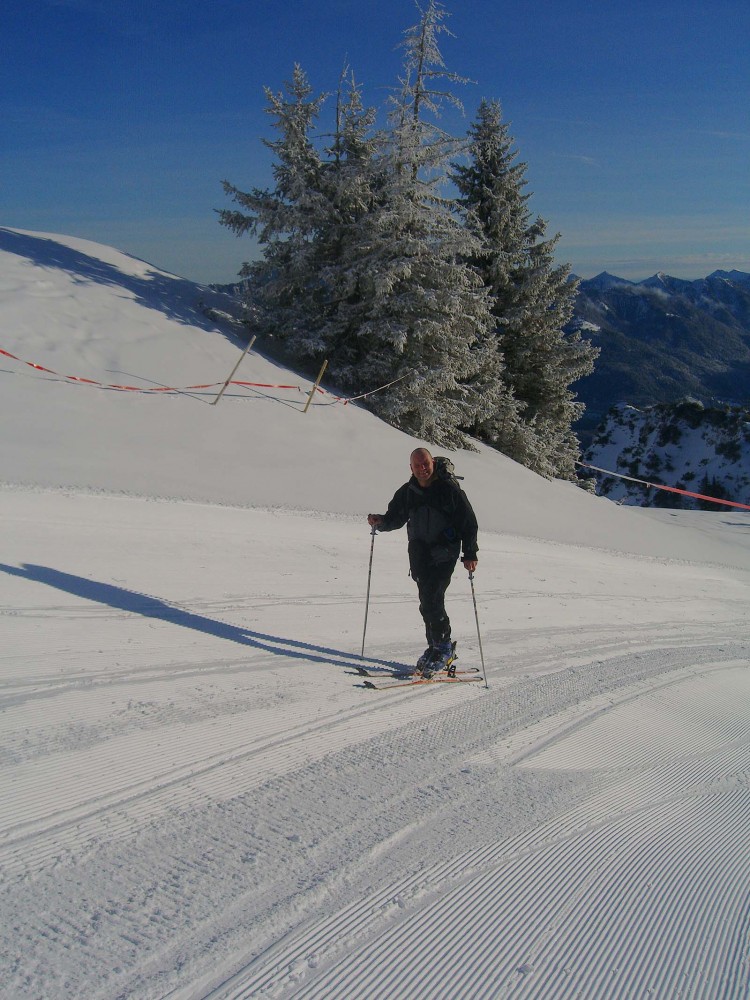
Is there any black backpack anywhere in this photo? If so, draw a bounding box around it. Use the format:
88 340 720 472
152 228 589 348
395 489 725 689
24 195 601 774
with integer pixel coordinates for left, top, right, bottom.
433 456 464 487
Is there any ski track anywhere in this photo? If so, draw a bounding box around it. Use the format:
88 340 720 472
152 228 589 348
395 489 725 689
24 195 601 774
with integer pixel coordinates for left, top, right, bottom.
3 498 750 998
196 657 750 1000
4 637 750 998
1 656 479 879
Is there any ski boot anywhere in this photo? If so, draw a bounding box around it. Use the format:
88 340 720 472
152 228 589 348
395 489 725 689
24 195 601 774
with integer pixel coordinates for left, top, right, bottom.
421 640 456 679
416 646 433 675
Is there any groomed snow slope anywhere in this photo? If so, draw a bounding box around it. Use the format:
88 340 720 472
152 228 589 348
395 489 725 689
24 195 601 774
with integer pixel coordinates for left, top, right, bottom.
1 228 750 999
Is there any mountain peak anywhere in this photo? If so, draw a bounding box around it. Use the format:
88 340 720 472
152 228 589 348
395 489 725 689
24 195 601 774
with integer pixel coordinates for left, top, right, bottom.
638 272 696 293
639 272 670 286
707 269 750 285
581 272 633 291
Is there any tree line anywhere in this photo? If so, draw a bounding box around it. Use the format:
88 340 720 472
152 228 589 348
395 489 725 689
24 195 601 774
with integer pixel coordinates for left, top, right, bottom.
218 0 598 478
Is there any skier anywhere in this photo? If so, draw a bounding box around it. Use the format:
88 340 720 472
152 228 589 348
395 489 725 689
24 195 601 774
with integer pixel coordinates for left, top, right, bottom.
367 448 479 677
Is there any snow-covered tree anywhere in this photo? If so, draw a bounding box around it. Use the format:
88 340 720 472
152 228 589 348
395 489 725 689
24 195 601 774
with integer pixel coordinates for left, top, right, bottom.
219 65 387 371
452 99 599 476
217 6 588 460
218 65 328 354
302 71 388 369
338 0 512 446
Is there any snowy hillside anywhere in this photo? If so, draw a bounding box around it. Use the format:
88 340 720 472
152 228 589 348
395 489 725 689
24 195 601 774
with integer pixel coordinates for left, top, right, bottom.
2 228 750 999
1 226 744 559
585 400 750 508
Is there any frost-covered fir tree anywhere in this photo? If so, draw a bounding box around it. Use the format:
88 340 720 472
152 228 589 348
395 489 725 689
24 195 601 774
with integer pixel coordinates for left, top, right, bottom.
452 99 599 477
303 71 390 371
220 65 385 365
339 0 511 446
216 5 520 449
218 65 328 355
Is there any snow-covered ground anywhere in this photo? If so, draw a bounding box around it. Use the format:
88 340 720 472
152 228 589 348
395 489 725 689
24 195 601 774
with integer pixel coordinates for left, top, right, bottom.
2 228 749 999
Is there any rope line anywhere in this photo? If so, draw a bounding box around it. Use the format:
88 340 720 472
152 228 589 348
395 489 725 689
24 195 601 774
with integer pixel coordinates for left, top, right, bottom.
0 348 302 393
577 460 750 511
1 347 408 405
314 372 412 405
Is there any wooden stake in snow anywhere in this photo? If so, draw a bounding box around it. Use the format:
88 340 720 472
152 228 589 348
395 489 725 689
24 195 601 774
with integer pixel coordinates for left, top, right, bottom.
303 359 328 414
211 335 257 406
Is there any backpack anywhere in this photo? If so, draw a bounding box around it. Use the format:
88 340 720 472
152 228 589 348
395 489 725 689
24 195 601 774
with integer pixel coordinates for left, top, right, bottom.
433 456 464 486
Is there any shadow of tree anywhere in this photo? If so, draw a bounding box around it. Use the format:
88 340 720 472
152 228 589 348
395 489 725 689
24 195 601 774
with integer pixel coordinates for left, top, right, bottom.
0 228 242 347
0 563 407 673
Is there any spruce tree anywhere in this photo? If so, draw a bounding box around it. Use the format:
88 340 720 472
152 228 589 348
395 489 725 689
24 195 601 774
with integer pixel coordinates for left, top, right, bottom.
452 99 599 476
219 65 387 371
339 0 511 446
232 0 512 447
306 71 389 374
218 65 328 356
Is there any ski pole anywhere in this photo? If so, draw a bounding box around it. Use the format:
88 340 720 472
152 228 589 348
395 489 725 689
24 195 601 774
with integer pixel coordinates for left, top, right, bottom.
361 525 377 657
468 571 489 689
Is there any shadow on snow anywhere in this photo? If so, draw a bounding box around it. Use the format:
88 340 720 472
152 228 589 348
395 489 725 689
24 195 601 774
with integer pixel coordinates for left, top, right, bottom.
0 563 407 674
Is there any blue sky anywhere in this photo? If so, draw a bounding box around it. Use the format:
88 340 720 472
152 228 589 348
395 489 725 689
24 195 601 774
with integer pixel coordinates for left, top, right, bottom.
3 0 748 284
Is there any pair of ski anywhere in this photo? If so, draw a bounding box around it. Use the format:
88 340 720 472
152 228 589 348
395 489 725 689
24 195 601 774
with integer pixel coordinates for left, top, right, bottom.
357 663 482 691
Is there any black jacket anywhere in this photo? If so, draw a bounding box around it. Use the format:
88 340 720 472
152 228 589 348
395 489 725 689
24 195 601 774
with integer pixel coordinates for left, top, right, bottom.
379 468 478 574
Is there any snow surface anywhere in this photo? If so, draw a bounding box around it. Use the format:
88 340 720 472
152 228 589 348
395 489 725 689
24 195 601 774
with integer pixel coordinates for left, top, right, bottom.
2 227 750 999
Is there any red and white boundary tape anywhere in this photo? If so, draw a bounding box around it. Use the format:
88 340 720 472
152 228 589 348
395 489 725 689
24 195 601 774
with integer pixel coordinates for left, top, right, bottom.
0 348 302 394
577 461 750 511
1 346 410 405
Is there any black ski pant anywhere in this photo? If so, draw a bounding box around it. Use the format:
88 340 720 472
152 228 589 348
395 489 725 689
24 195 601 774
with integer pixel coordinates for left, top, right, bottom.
414 560 456 646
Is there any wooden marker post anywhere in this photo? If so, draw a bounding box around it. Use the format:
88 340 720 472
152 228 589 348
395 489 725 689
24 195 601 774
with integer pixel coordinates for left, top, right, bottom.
211 335 257 406
303 359 328 414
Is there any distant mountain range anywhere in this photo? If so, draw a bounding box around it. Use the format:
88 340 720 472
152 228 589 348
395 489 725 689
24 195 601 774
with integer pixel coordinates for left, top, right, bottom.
569 269 750 438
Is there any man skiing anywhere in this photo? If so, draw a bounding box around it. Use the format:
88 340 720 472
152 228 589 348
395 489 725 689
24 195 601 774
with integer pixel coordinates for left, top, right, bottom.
367 448 479 677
